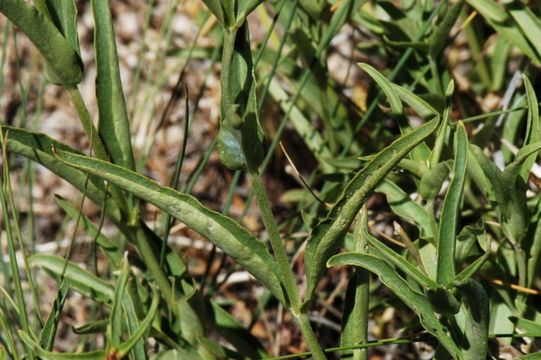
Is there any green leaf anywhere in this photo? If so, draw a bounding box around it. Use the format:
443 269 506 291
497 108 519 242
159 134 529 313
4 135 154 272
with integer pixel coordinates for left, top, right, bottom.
327 253 461 358
91 0 135 170
218 23 264 171
508 2 541 61
1 125 122 224
509 316 541 336
454 250 490 286
0 0 83 84
419 161 450 200
467 0 541 64
53 149 286 305
40 0 80 53
340 211 370 360
200 0 225 25
116 286 160 356
466 146 495 201
122 278 149 360
457 280 489 359
519 353 541 360
236 0 265 23
358 63 403 115
500 142 541 243
39 280 69 351
110 255 130 348
391 84 439 119
304 116 440 301
521 75 540 180
29 254 114 303
528 212 541 287
299 0 326 20
19 330 107 360
73 320 109 335
429 0 465 57
360 210 439 290
376 179 433 238
437 122 468 287
210 302 268 359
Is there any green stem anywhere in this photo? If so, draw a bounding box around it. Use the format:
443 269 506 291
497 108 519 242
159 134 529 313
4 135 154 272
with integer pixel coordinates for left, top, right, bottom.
249 172 326 359
220 28 238 118
352 210 370 360
249 172 299 309
65 85 109 161
65 85 129 215
132 224 175 311
295 313 327 360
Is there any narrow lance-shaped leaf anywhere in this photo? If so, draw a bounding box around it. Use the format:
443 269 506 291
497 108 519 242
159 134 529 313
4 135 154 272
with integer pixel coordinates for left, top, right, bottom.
91 0 135 170
466 0 541 64
200 0 225 26
340 211 370 360
38 0 80 53
53 150 286 305
0 0 83 84
110 255 130 348
34 0 81 84
508 2 541 61
499 142 541 244
429 0 465 58
437 122 468 287
1 125 121 223
122 279 149 360
327 253 462 359
376 179 433 238
115 286 160 357
39 280 69 351
304 116 441 300
361 214 439 291
520 75 540 180
359 63 403 115
29 254 114 302
391 83 438 119
19 330 107 360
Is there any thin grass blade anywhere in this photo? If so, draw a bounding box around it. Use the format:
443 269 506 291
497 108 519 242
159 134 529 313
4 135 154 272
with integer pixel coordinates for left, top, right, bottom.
429 0 465 58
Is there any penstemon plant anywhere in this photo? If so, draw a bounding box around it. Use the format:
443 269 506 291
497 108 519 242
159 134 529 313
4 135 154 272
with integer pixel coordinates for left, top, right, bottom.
1 0 541 359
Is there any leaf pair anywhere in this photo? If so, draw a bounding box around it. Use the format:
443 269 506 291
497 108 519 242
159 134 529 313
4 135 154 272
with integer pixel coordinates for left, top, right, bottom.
201 0 263 29
303 63 441 301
